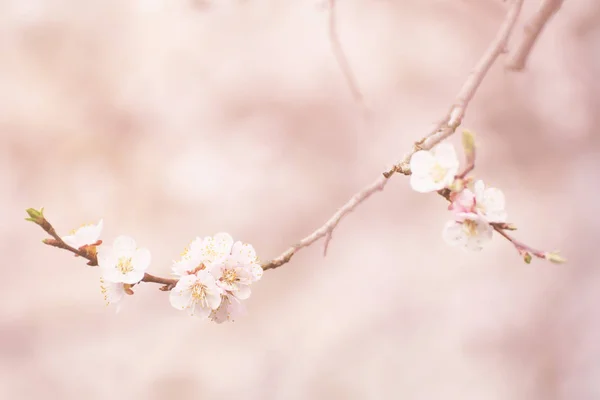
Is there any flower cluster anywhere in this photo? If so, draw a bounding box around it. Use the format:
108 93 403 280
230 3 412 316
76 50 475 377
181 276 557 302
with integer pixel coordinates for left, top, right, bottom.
410 141 507 251
59 219 262 321
169 233 262 323
63 220 152 311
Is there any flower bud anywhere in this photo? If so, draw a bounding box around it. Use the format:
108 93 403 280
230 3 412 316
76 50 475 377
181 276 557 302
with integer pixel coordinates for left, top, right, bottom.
545 252 566 264
25 207 45 225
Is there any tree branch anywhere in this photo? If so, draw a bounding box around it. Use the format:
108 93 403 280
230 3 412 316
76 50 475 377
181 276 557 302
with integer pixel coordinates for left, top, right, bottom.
28 0 533 287
384 0 524 178
506 0 564 70
262 0 525 271
328 0 365 105
262 175 388 270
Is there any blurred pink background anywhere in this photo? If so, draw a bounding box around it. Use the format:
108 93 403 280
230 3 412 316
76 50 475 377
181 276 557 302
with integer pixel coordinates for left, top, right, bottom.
2 0 600 399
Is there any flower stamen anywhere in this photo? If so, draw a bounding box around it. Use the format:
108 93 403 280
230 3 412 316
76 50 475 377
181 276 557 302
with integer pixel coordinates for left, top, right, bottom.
191 282 209 308
223 269 237 285
117 256 134 274
430 163 448 183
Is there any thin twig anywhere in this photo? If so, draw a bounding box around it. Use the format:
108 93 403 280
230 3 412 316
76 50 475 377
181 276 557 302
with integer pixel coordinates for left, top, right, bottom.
383 0 524 178
262 0 525 270
262 175 388 270
506 0 564 70
39 218 177 288
142 273 178 291
29 0 536 286
492 225 548 261
328 0 365 104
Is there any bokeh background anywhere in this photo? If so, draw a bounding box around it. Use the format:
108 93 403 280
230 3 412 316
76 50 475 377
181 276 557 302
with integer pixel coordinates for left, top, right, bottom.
2 0 600 399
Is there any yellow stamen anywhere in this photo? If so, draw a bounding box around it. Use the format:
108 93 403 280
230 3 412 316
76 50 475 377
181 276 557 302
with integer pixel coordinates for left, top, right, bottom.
463 220 478 237
223 269 237 285
191 282 208 308
430 163 448 183
117 256 134 274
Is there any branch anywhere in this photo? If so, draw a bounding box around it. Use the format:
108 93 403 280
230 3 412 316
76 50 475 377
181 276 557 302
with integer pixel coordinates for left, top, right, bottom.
262 175 388 270
436 189 564 264
27 0 528 286
328 0 365 105
506 0 564 70
492 225 564 263
383 0 523 178
263 0 525 270
31 211 178 289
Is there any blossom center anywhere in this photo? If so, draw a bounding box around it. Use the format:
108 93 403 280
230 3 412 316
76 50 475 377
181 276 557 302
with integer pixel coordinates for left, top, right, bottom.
430 163 448 183
201 242 220 261
462 220 478 237
191 282 208 307
117 256 134 274
223 269 237 285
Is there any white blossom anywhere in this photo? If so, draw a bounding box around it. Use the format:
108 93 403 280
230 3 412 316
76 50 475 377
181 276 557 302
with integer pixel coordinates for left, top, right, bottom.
169 270 223 319
210 293 246 324
170 233 262 321
172 232 234 277
100 277 126 313
473 180 507 223
210 257 255 300
443 212 493 251
231 241 263 281
449 181 507 223
62 219 103 249
97 236 151 284
409 143 459 193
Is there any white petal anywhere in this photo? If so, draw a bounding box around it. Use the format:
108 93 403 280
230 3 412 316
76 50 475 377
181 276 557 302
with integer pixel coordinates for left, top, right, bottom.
187 237 205 257
100 266 122 283
95 219 104 235
196 269 216 285
209 262 225 280
410 175 438 193
409 150 436 175
451 189 476 213
113 235 136 255
433 143 459 169
485 210 508 223
132 248 151 272
178 274 199 289
231 241 257 264
191 304 212 319
216 278 236 292
172 258 195 276
77 220 103 246
439 170 457 189
101 279 125 306
464 239 484 251
61 234 79 249
251 264 263 281
476 220 494 240
170 288 193 311
464 219 493 251
210 295 246 323
482 188 506 211
206 288 223 309
442 221 466 246
97 246 115 267
121 270 145 285
210 300 230 324
474 180 486 200
213 232 234 256
454 211 480 223
234 265 254 285
233 284 252 300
